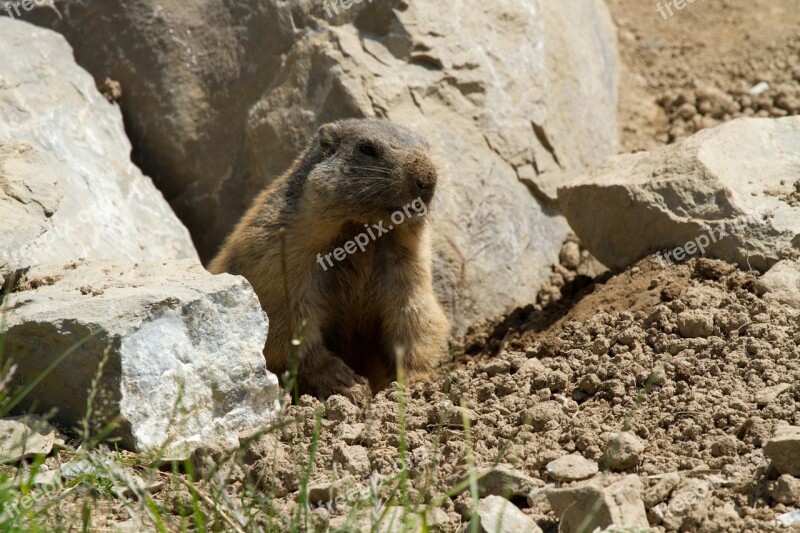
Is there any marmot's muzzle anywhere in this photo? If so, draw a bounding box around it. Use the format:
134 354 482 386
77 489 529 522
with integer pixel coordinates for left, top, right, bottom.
405 149 437 197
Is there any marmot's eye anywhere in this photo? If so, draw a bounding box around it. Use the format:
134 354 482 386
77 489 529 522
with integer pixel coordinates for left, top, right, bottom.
358 142 379 157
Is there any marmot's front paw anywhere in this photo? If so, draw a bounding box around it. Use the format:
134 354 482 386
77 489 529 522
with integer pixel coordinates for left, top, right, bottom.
303 356 366 400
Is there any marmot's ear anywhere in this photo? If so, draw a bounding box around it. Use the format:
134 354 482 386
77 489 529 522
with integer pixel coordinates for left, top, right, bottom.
317 123 338 156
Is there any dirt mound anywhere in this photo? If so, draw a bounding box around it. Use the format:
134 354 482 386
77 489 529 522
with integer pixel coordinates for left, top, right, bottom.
246 257 800 531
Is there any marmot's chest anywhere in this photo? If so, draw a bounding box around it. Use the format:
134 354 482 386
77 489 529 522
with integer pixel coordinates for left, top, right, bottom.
324 246 391 297
320 239 411 315
319 227 404 284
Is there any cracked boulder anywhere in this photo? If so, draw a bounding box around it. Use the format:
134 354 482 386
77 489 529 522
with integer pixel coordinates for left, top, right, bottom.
0 19 197 282
1 260 279 459
558 116 800 271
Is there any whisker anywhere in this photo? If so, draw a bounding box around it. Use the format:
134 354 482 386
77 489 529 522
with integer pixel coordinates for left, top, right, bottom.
354 163 392 170
349 165 393 175
349 176 399 184
359 187 392 202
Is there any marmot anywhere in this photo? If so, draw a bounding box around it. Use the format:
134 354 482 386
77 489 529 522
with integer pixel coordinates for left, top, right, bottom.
209 119 449 399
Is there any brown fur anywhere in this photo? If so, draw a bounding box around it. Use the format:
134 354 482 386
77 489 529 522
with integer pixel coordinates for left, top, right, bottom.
209 119 449 399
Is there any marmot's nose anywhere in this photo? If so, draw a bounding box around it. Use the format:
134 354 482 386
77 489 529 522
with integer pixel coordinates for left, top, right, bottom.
406 150 437 193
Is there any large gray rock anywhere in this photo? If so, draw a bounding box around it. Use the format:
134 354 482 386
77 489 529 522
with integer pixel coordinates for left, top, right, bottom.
12 0 297 260
1 260 279 458
0 19 197 279
559 117 800 272
18 1 618 331
244 0 619 331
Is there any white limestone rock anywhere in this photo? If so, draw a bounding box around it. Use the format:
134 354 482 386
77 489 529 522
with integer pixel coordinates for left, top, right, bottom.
0 19 197 281
1 260 278 458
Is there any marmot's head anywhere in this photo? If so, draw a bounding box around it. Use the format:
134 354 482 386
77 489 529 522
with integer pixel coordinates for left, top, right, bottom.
304 119 437 224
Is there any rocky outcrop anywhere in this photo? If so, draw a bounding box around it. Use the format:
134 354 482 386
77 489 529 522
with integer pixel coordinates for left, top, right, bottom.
1 260 280 458
19 1 619 331
559 117 800 271
0 19 197 281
